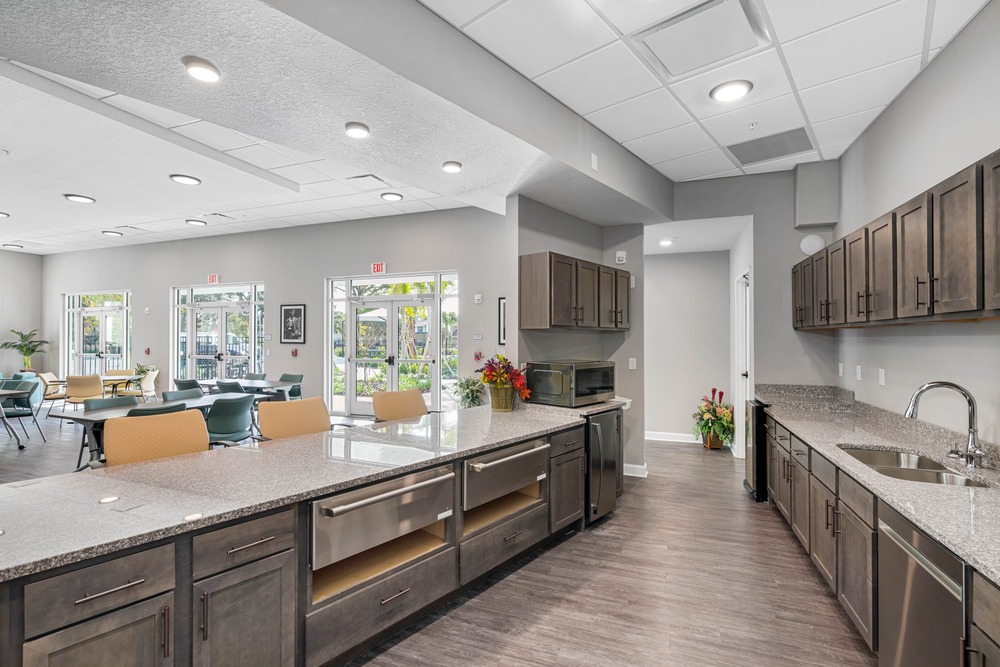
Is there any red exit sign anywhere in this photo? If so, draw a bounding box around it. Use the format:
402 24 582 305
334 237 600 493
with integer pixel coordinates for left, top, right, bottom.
371 262 386 275
207 274 220 284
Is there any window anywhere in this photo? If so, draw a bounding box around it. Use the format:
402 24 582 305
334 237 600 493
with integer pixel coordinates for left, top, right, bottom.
64 292 131 375
173 284 264 381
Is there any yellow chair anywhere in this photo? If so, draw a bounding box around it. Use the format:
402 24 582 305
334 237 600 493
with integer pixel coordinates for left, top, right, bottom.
118 369 159 402
258 396 331 439
103 368 135 395
102 409 210 466
371 389 428 422
65 375 105 409
38 372 67 417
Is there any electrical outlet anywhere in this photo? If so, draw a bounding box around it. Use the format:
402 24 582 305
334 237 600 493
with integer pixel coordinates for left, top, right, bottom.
856 365 862 381
879 368 885 386
628 357 637 370
838 362 844 378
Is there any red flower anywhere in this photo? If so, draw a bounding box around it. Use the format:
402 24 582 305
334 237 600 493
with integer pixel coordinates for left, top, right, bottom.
718 390 724 402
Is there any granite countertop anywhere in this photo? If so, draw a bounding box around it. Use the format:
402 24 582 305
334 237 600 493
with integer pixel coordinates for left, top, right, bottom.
0 405 586 583
756 385 1000 585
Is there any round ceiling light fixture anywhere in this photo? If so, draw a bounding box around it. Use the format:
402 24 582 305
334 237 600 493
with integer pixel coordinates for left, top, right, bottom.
182 56 221 83
64 194 96 204
800 234 825 255
442 161 463 173
185 218 208 226
0 211 9 218
380 192 404 202
345 122 370 139
709 80 753 102
3 243 22 250
659 239 674 247
102 230 124 237
170 174 202 186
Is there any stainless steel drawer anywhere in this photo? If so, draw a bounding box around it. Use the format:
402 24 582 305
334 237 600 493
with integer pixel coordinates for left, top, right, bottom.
305 547 456 667
463 440 549 510
193 509 295 580
460 503 548 585
24 544 175 639
312 466 454 571
548 426 585 458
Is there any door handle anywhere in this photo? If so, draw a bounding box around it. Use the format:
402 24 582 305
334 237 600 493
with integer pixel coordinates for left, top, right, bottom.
741 372 749 378
215 352 224 362
591 422 605 515
385 355 395 366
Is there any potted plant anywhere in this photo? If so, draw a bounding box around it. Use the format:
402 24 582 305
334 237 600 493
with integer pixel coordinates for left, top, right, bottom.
693 387 734 450
454 375 485 409
0 329 49 370
477 354 530 412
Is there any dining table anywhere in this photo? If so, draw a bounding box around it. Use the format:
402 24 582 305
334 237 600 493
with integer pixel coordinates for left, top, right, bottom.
0 388 35 450
50 374 142 396
196 378 299 398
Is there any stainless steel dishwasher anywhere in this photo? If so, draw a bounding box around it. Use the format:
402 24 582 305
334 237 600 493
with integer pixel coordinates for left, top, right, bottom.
877 502 964 667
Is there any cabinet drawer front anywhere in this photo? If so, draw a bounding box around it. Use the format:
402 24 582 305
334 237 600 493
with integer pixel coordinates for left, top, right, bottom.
460 503 548 585
193 509 295 581
548 426 585 458
838 473 875 528
550 450 585 532
313 466 454 570
24 544 175 639
973 572 1000 642
764 415 775 435
774 423 791 452
464 440 549 511
305 548 456 667
811 451 837 492
790 435 810 469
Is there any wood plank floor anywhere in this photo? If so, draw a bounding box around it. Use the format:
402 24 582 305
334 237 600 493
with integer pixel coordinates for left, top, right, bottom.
348 443 878 667
0 410 88 482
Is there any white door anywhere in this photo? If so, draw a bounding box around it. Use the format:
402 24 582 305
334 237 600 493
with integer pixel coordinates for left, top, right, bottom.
73 308 127 374
187 306 252 380
733 269 753 459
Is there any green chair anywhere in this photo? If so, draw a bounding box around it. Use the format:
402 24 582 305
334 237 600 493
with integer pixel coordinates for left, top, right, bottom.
216 380 245 394
127 403 187 417
173 379 202 391
205 394 255 442
246 373 266 381
278 373 303 400
77 396 140 466
163 388 204 401
9 375 43 407
1 380 46 443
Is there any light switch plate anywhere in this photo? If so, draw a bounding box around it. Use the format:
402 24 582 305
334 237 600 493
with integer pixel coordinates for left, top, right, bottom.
591 152 598 171
878 368 885 386
474 294 482 304
616 251 626 265
473 333 483 340
628 357 637 370
856 365 862 381
838 362 843 377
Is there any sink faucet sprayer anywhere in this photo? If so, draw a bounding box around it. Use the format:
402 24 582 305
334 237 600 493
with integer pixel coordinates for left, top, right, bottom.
903 381 983 468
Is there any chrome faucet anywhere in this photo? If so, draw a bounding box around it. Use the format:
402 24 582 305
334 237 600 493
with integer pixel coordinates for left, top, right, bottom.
904 381 983 468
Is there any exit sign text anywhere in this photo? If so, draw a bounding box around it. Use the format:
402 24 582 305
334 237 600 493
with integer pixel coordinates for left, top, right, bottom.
371 262 386 275
207 274 220 284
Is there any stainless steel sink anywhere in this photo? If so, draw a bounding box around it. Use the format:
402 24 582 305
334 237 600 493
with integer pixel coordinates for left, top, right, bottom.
874 466 988 488
839 447 947 471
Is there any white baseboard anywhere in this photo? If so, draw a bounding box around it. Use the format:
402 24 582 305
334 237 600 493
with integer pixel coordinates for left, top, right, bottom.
624 463 647 478
645 431 699 444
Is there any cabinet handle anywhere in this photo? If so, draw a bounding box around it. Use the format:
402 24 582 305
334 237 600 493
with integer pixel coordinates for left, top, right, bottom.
776 435 788 441
74 578 146 605
503 530 524 542
865 292 873 315
227 535 276 555
321 472 455 515
162 606 170 658
201 592 209 641
963 636 977 656
380 588 411 606
833 510 843 535
787 462 793 482
856 291 865 317
469 445 549 472
915 276 927 308
931 276 940 304
824 500 833 530
578 305 584 322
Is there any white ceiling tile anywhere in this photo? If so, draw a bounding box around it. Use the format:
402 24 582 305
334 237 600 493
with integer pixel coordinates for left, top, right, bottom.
171 121 256 152
668 48 793 119
588 0 702 35
310 159 365 180
782 0 926 90
14 62 115 98
336 193 384 208
799 55 921 124
823 145 850 159
299 211 346 222
280 201 324 215
399 186 442 200
224 144 297 170
812 106 884 149
643 0 758 76
930 0 989 50
585 89 691 143
624 122 717 163
268 164 329 185
305 196 355 212
102 94 199 128
264 141 323 164
424 198 469 210
762 0 899 41
742 151 820 174
700 94 805 147
653 149 736 181
359 204 405 217
534 42 660 115
418 0 502 27
392 199 436 213
304 180 359 198
927 48 941 63
690 168 743 180
339 209 375 220
464 0 617 79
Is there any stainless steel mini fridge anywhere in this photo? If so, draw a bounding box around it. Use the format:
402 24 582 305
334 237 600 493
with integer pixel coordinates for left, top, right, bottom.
586 408 622 523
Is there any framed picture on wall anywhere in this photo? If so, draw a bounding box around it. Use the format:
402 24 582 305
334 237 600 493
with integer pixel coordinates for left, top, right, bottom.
498 297 506 345
280 304 306 344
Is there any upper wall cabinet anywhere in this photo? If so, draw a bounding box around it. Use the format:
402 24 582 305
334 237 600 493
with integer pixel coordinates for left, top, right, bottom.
985 150 1000 310
826 240 846 326
931 164 983 314
867 213 896 322
845 227 868 324
520 252 630 331
812 249 828 326
792 257 814 329
895 193 932 319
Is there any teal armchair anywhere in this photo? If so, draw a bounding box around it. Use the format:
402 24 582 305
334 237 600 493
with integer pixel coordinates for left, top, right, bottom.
205 394 255 442
278 373 303 400
1 379 45 442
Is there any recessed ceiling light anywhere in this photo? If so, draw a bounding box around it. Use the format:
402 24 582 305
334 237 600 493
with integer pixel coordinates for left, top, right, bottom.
442 161 462 173
185 218 208 226
3 244 22 250
170 174 201 186
102 230 123 237
709 80 753 102
64 194 96 204
380 192 404 202
345 122 370 139
182 56 221 83
659 239 673 247
0 212 9 218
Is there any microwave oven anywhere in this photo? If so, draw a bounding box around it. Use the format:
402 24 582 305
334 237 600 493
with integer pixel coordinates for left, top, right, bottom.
524 360 615 408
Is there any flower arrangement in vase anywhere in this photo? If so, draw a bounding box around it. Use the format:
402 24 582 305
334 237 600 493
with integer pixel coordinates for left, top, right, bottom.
693 387 734 449
477 354 530 412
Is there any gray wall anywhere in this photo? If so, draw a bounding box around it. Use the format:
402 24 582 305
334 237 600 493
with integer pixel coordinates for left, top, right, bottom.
835 0 1000 443
644 251 730 436
0 249 43 374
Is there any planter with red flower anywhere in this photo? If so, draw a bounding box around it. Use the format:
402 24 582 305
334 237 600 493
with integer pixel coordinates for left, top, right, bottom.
477 354 530 412
693 387 734 450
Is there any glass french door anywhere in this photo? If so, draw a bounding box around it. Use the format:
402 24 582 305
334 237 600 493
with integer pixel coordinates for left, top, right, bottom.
348 299 438 415
186 306 252 380
72 308 127 374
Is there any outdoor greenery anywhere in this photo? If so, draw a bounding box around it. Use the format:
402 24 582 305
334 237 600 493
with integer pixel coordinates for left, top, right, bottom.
0 329 49 369
692 387 735 445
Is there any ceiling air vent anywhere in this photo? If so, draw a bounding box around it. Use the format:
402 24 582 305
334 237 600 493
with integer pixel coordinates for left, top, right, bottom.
727 128 813 166
345 174 391 191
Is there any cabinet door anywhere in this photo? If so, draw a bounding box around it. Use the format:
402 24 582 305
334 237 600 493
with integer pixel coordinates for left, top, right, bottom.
550 450 585 532
837 502 875 650
812 249 829 325
801 257 814 328
192 550 296 667
895 193 932 318
789 457 810 551
615 270 631 329
845 227 868 323
969 624 1000 667
598 266 617 328
809 477 837 591
549 253 578 327
576 260 599 327
932 164 983 314
791 263 803 328
774 449 791 522
827 240 847 325
767 436 778 501
23 592 173 667
985 151 1000 310
867 212 897 321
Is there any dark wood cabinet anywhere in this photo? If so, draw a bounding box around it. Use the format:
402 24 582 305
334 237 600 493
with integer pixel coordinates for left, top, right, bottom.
895 193 932 319
932 164 983 314
549 253 577 327
867 213 896 321
837 482 876 651
550 448 585 532
192 549 296 666
845 227 868 323
792 258 814 329
576 259 599 327
615 269 631 329
520 252 630 330
985 150 1000 310
766 435 779 505
789 456 810 551
969 625 1000 667
812 249 829 326
791 262 802 328
971 571 1000 666
827 240 846 325
598 266 616 328
809 475 837 591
